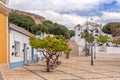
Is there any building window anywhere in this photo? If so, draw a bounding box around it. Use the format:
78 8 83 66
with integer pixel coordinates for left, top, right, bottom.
95 29 99 33
14 41 20 56
78 28 80 31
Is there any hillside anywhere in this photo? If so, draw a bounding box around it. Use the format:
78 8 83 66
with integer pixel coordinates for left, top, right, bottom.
9 10 74 39
11 9 45 25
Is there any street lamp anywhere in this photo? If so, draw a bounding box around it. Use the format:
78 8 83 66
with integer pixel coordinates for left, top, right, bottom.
86 19 100 66
94 41 96 59
86 27 95 66
94 24 102 59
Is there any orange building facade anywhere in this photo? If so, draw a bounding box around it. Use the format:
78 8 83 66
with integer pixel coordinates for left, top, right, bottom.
0 1 10 64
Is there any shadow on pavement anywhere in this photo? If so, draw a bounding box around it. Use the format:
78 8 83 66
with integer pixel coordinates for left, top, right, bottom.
0 72 3 80
25 64 45 66
23 67 47 80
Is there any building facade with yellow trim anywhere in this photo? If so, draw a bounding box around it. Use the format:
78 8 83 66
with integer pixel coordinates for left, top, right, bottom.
0 0 10 64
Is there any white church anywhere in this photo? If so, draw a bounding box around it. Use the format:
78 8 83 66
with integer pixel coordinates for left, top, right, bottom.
74 20 102 56
73 19 120 58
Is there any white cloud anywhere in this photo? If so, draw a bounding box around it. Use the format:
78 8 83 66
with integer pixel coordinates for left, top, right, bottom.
30 10 120 29
29 10 87 30
101 11 120 20
9 0 112 12
9 0 120 30
28 10 102 30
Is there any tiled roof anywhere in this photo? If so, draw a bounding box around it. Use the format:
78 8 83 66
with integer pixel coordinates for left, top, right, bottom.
75 24 81 28
94 24 101 27
9 23 34 37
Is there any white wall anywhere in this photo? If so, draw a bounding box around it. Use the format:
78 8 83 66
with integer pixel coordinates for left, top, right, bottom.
96 46 120 58
10 29 32 63
75 27 81 46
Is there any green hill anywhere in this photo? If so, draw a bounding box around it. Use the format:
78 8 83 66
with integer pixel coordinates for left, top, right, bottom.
9 11 74 39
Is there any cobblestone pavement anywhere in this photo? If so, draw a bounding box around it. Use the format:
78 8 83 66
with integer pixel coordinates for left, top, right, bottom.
0 56 120 80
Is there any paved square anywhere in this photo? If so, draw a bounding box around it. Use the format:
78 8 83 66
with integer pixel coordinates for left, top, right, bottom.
0 56 120 80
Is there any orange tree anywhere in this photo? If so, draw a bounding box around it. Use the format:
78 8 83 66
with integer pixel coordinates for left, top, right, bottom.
29 35 71 72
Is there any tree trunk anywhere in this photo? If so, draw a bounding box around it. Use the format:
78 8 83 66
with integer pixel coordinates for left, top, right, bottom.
66 53 69 59
56 56 59 64
85 40 87 56
46 59 50 72
88 43 91 56
86 50 89 56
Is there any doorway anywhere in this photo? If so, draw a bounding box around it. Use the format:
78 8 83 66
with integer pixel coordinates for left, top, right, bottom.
23 43 27 64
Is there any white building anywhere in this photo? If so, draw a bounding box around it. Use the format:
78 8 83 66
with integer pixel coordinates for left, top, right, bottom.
74 20 120 58
9 23 45 69
74 20 102 56
74 24 85 55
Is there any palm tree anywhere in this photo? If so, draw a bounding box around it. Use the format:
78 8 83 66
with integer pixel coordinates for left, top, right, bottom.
81 29 94 55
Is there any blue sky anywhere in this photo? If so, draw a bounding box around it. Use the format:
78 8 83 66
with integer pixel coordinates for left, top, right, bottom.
9 0 120 30
61 0 119 16
99 1 119 11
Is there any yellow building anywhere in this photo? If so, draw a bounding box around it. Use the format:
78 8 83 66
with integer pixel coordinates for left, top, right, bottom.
0 0 10 64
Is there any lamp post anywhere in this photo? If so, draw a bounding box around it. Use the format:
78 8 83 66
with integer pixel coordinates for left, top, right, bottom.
90 29 94 66
94 24 102 59
86 28 94 66
94 41 96 59
86 20 97 65
86 18 102 65
86 20 94 66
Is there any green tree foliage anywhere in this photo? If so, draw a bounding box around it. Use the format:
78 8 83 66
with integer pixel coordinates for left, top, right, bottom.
64 47 72 59
102 22 120 37
9 13 74 39
81 29 95 44
111 38 120 47
102 23 112 34
81 29 89 39
96 35 109 45
81 29 95 55
87 34 95 44
69 30 75 37
81 29 89 55
29 35 71 72
54 35 66 41
38 20 71 39
9 13 35 32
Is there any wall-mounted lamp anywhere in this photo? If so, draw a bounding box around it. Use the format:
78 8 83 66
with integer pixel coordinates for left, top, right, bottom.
12 45 15 48
22 49 24 52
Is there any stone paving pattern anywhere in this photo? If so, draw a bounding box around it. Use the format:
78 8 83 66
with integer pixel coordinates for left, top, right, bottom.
0 56 120 80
